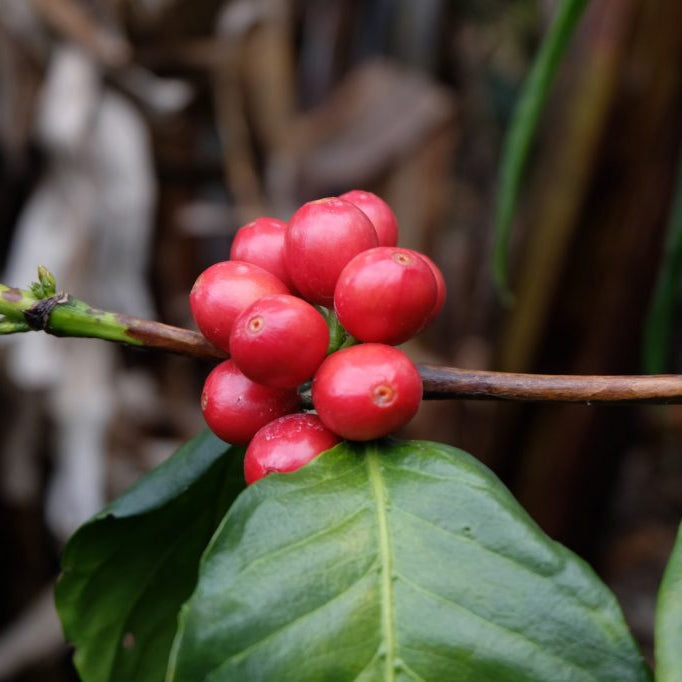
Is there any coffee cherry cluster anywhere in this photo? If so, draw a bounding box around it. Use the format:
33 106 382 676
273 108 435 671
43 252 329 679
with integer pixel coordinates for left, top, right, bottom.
190 192 445 484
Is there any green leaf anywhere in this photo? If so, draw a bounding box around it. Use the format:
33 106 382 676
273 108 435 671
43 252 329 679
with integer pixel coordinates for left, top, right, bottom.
655 520 682 681
56 430 245 682
643 147 682 373
493 0 590 301
168 439 650 681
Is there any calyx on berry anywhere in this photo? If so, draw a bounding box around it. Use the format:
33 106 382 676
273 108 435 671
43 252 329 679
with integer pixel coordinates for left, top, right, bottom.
334 247 438 345
190 260 289 353
230 294 329 388
312 343 423 441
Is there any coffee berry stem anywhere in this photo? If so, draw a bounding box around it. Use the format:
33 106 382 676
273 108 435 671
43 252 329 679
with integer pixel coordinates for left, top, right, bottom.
316 307 358 355
2 268 682 405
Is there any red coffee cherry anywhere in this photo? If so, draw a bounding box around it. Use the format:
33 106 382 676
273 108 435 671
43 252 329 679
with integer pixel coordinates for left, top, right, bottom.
189 261 289 352
285 197 378 305
244 413 341 484
339 190 398 247
230 217 295 290
334 247 438 345
312 343 422 441
418 253 446 324
201 360 300 445
230 294 330 388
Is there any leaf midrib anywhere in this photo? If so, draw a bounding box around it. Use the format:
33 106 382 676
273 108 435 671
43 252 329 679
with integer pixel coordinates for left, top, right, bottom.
367 449 396 682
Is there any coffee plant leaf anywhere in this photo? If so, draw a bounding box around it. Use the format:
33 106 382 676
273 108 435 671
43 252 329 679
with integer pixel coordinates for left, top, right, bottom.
168 439 650 681
656 519 682 681
56 430 245 682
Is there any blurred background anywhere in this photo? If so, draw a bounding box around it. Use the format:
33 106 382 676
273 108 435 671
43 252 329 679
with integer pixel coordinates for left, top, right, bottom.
0 0 681 679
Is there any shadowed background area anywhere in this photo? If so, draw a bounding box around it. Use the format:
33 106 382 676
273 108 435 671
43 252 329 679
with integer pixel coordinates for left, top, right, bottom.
0 0 681 678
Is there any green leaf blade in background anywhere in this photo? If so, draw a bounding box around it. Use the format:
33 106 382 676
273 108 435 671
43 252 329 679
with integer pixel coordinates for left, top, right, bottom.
56 430 245 682
656 520 682 681
643 147 682 373
493 0 590 300
168 439 650 681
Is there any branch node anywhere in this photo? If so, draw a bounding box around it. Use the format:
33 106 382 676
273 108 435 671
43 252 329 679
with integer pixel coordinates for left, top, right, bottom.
23 292 70 331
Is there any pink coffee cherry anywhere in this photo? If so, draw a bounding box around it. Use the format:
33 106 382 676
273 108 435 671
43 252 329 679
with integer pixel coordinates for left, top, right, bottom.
189 260 289 352
244 413 341 484
285 197 378 305
201 360 300 445
334 247 438 345
312 343 423 441
339 189 398 247
230 294 330 388
229 217 295 290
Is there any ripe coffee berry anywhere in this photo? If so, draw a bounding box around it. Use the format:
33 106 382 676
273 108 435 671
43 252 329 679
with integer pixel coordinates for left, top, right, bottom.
334 247 438 345
418 252 446 325
244 413 341 484
339 190 398 247
190 261 289 352
312 343 422 440
229 217 294 290
285 197 378 305
201 360 300 445
230 294 329 388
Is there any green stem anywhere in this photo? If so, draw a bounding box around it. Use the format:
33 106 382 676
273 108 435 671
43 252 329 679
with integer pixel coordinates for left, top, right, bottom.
0 282 225 360
0 317 30 334
321 309 358 355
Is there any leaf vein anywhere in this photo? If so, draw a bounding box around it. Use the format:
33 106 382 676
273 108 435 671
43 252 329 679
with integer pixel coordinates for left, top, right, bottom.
367 451 396 682
398 658 429 682
227 505 371 580
392 505 558 578
207 559 380 676
395 571 599 681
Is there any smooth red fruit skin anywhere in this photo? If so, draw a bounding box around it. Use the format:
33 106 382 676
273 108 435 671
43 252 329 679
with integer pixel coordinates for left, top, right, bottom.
189 261 289 352
201 360 300 445
339 190 398 247
230 294 329 388
334 247 438 345
417 253 446 324
230 217 295 290
244 413 341 484
312 344 422 441
285 197 379 305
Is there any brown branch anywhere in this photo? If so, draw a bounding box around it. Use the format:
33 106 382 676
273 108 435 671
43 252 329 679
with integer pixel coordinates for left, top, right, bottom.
4 281 682 403
116 313 228 361
418 364 682 404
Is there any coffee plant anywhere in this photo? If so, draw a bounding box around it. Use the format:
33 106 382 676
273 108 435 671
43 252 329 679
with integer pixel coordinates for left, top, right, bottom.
3 0 682 678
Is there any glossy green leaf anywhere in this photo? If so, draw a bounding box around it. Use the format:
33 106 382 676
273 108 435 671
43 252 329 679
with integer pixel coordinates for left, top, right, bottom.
493 0 590 301
56 430 245 682
656 520 682 681
168 439 650 681
643 147 682 373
